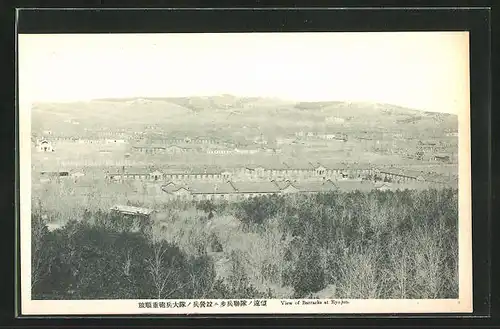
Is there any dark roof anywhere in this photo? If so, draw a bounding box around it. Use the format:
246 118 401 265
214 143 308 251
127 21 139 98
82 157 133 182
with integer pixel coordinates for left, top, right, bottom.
272 180 293 189
231 181 281 193
39 171 69 176
189 182 238 194
379 168 416 177
161 181 237 194
294 180 338 193
375 182 434 190
161 184 190 194
335 181 376 192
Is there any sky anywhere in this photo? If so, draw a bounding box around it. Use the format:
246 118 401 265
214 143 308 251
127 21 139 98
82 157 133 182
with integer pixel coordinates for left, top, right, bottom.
18 32 470 114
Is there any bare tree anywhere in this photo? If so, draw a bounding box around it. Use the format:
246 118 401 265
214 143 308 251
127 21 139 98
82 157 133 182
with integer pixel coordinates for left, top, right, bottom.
187 269 217 299
31 216 48 292
145 240 188 299
123 250 132 277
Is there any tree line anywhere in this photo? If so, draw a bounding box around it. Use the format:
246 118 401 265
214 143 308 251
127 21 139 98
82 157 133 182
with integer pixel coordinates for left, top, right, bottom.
32 188 458 300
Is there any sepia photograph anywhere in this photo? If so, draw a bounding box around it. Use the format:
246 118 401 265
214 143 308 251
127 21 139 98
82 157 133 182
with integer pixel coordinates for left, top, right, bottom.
18 32 472 315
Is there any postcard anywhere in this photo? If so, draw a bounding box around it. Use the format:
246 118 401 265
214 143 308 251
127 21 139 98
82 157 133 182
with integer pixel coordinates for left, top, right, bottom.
18 31 472 315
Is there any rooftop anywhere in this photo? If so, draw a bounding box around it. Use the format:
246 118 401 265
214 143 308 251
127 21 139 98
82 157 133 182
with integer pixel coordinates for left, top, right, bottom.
222 181 282 193
189 181 238 194
335 180 377 192
294 180 338 193
110 205 155 216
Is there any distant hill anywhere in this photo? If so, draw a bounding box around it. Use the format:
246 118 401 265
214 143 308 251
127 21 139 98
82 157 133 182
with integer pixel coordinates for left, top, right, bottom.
31 95 458 137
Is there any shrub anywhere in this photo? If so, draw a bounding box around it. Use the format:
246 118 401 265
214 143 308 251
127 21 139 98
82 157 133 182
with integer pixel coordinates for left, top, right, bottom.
32 211 220 300
290 240 326 298
235 195 284 227
209 232 223 253
196 200 216 220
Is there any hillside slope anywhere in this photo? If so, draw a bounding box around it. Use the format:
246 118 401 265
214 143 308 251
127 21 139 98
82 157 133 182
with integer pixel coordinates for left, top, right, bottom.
31 96 458 137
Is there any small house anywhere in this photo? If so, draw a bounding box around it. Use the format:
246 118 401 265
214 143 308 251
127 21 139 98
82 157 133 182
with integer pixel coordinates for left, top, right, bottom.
37 140 54 152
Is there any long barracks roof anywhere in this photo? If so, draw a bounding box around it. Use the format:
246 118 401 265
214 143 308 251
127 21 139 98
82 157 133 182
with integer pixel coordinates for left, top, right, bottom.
110 205 155 216
271 180 293 189
293 180 338 193
318 162 374 171
378 168 427 178
191 181 238 194
334 180 377 192
166 166 223 175
223 181 282 193
161 181 238 194
161 180 345 195
383 182 434 190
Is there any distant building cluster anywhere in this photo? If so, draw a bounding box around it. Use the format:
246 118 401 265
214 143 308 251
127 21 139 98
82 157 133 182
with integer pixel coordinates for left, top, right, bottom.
131 144 280 155
158 178 441 201
32 123 458 196
33 126 456 166
34 159 455 188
